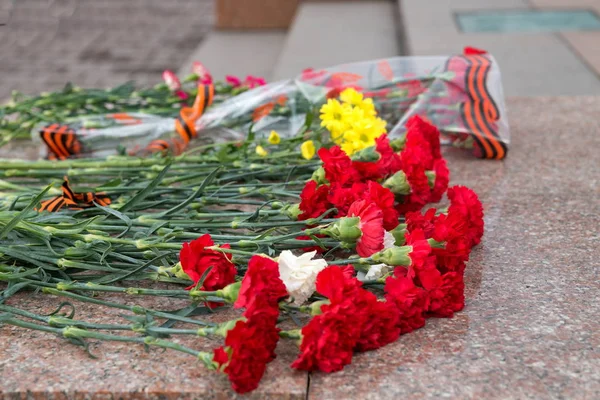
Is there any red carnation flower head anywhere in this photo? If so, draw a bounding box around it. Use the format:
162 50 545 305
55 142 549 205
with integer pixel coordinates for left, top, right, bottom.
291 301 359 373
419 269 465 318
325 197 388 252
346 199 384 257
351 135 402 181
405 115 442 161
234 255 288 309
447 185 484 247
384 275 429 334
431 211 471 274
430 158 450 203
365 180 400 230
327 182 366 217
404 229 433 279
213 296 281 393
318 146 360 187
395 148 432 214
405 207 438 238
315 265 362 305
180 234 236 291
162 69 181 91
298 180 332 221
355 297 401 352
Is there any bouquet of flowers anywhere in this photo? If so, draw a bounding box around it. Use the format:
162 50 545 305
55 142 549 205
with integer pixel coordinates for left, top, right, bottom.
1 48 509 161
0 85 485 393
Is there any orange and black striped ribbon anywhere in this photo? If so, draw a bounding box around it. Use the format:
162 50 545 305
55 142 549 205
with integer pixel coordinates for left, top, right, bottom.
37 179 111 212
174 83 215 144
39 124 82 160
146 83 215 155
446 54 507 159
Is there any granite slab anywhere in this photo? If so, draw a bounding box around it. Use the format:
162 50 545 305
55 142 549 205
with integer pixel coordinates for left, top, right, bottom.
308 97 600 399
1 97 600 399
0 291 308 400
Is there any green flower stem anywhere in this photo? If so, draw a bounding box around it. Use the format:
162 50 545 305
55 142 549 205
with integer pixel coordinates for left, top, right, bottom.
41 288 216 326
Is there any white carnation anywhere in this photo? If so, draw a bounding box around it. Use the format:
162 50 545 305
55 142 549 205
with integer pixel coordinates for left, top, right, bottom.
364 264 392 280
383 230 396 249
278 250 328 305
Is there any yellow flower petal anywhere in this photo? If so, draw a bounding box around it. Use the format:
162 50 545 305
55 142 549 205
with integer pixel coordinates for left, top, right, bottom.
268 130 281 145
255 145 268 157
300 140 316 160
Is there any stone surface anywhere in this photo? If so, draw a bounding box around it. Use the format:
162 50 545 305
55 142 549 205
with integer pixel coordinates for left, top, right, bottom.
399 0 600 95
1 97 600 398
0 0 214 99
272 0 399 80
0 292 308 399
178 30 287 81
308 96 600 398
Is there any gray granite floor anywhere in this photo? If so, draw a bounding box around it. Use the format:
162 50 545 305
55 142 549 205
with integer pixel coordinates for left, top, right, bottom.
1 97 599 398
0 0 214 99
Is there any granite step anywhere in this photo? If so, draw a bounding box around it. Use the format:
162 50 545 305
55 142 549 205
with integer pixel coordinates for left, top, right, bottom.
178 30 287 81
271 0 401 80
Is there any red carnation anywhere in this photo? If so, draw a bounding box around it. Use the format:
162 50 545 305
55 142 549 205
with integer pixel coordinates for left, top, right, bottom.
365 181 400 230
447 185 484 246
430 158 450 203
235 255 288 309
352 135 402 181
419 269 465 317
299 180 332 220
291 301 360 373
315 265 361 304
327 182 366 217
384 275 429 334
404 229 434 279
318 146 360 187
395 149 432 214
214 297 281 393
355 297 401 352
405 115 442 161
348 199 384 257
180 234 236 291
405 207 437 238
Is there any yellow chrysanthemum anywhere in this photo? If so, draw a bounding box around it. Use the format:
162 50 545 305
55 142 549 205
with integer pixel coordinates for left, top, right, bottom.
300 140 316 160
320 99 348 134
340 88 364 106
255 145 268 157
320 89 388 155
268 130 281 145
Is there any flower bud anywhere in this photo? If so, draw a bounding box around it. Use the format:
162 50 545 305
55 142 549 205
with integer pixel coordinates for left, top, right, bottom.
390 223 407 246
310 167 327 185
371 245 412 266
351 145 380 162
389 137 406 152
383 171 410 196
215 281 241 303
425 170 436 189
308 299 329 316
281 203 301 220
322 216 362 248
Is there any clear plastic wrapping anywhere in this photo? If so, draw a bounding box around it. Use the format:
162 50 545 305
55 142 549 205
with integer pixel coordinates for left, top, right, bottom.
34 51 509 159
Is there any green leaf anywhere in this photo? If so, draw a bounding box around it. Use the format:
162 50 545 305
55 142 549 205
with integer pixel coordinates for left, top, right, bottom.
157 167 220 218
94 202 131 238
118 164 171 212
0 185 52 240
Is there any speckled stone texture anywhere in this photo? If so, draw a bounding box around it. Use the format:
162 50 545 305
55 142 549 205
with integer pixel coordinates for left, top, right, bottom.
308 97 600 399
0 292 308 399
1 97 599 399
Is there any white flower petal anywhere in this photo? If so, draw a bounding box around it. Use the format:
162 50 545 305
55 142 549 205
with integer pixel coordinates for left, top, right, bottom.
278 250 327 305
